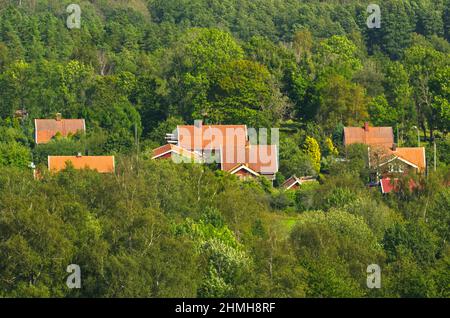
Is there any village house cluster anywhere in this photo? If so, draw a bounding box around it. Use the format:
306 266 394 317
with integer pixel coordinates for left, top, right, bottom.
33 115 426 194
151 121 279 182
33 113 115 175
344 122 426 194
151 121 426 193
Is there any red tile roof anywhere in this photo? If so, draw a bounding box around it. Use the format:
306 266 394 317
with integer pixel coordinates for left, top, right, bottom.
344 124 393 147
281 175 317 190
221 144 278 175
177 124 248 150
281 176 300 189
372 146 426 172
48 156 115 173
391 147 426 171
247 145 278 175
35 119 86 144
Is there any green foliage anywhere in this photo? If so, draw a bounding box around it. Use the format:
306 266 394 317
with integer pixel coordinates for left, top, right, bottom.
0 141 31 168
383 250 438 297
290 209 384 297
175 208 254 297
317 35 362 79
330 144 370 183
324 137 339 157
383 221 439 266
198 238 252 297
369 95 398 127
294 181 320 212
404 45 449 139
279 135 316 178
303 136 321 173
315 74 369 130
341 196 401 239
205 59 287 126
148 116 185 145
365 0 415 59
270 190 296 211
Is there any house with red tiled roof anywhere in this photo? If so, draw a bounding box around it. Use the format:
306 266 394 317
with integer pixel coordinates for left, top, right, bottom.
220 144 278 179
48 155 115 173
370 145 426 176
152 121 279 182
369 143 426 193
344 122 394 148
34 114 85 144
281 175 317 190
344 122 426 191
379 147 426 174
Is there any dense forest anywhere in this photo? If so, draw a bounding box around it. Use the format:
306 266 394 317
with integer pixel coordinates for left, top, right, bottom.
0 0 449 297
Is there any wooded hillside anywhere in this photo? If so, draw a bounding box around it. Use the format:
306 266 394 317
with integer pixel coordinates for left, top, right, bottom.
0 0 449 297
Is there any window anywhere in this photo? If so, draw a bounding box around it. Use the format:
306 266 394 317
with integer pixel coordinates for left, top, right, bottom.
388 163 404 173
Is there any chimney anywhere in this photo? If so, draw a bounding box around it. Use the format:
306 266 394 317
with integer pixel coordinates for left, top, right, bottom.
364 122 369 132
392 143 397 151
56 113 62 121
193 120 203 151
194 120 202 129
